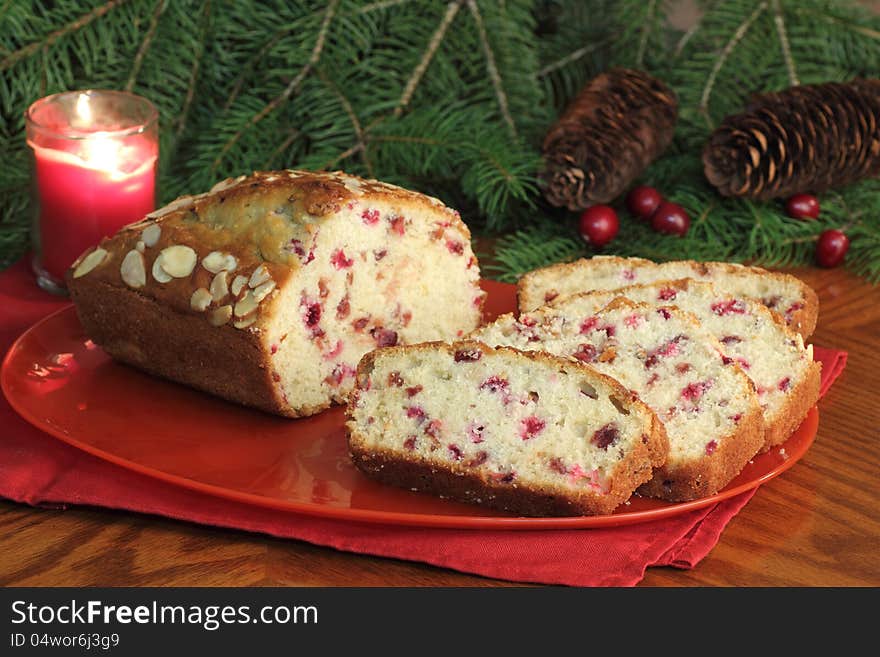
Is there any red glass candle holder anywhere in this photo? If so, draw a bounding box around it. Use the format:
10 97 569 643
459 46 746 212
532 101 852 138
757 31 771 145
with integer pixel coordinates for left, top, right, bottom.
26 90 158 294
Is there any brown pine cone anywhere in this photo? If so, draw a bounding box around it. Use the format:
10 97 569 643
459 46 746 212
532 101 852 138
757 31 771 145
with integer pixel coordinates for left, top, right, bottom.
703 78 880 200
541 68 678 210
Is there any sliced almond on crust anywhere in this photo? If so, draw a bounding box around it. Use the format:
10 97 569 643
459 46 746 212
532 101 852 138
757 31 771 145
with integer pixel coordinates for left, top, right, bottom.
210 174 247 193
209 305 233 327
233 314 257 329
159 245 197 278
210 271 229 302
146 195 194 219
251 279 276 302
202 251 237 274
249 264 271 288
190 288 212 312
120 250 146 288
234 290 258 317
152 255 173 283
135 240 146 253
231 274 248 297
72 248 109 278
141 223 161 247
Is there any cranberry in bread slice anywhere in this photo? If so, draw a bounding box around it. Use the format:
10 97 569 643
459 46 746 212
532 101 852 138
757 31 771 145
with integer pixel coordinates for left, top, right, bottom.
346 340 668 517
67 170 485 417
472 298 765 502
517 255 819 338
541 279 821 453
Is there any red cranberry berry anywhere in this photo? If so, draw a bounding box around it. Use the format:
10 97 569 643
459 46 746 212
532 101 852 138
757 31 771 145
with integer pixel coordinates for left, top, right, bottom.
816 229 850 268
572 343 598 363
453 348 482 362
520 416 546 441
578 205 619 248
591 423 619 450
330 249 353 269
785 194 820 220
658 287 677 301
406 406 426 422
372 328 398 347
625 185 663 220
651 201 690 236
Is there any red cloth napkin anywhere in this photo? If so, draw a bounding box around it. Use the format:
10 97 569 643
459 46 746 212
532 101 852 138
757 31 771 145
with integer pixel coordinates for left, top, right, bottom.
0 258 847 586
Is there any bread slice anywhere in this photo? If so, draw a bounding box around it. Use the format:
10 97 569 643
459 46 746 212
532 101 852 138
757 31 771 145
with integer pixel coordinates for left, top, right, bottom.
66 170 485 417
471 298 765 501
543 279 821 452
346 340 668 516
517 255 819 338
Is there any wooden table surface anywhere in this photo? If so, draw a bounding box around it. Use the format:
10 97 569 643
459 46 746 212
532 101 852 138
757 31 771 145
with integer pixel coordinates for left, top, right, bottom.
1 265 878 587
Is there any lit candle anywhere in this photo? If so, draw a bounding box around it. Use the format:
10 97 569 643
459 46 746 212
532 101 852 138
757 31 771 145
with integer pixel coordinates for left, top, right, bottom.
26 90 158 294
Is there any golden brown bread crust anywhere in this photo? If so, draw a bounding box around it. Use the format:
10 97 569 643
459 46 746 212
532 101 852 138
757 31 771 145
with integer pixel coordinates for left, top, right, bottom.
67 169 471 325
689 259 819 338
636 402 765 501
68 276 328 418
349 447 634 517
65 169 479 417
760 358 821 452
515 255 654 312
346 340 669 517
791 286 819 340
68 223 293 327
483 295 768 503
517 255 819 338
543 277 821 455
604 297 767 502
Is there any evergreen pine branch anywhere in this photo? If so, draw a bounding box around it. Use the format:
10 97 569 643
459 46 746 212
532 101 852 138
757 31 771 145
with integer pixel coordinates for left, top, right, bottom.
211 0 339 175
794 4 880 40
358 0 415 11
262 128 302 170
487 220 583 282
316 68 374 176
0 0 878 285
674 1 716 56
537 41 606 78
533 1 618 114
636 0 658 67
0 1 15 40
607 0 670 71
125 0 167 91
175 0 210 138
771 0 799 86
466 0 517 137
223 28 288 113
697 1 768 127
393 0 463 117
0 0 129 72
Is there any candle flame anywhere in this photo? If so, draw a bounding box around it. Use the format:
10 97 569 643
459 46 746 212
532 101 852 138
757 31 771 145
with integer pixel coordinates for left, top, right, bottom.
27 91 157 181
74 93 92 128
70 93 123 176
83 136 123 176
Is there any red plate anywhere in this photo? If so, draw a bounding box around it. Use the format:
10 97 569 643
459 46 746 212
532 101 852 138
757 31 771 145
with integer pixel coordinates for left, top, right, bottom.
1 280 817 530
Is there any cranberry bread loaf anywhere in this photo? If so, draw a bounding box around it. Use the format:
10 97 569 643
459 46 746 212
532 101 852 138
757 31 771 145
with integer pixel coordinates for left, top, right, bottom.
543 280 821 452
517 255 819 337
471 298 765 501
66 170 485 417
347 341 668 516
